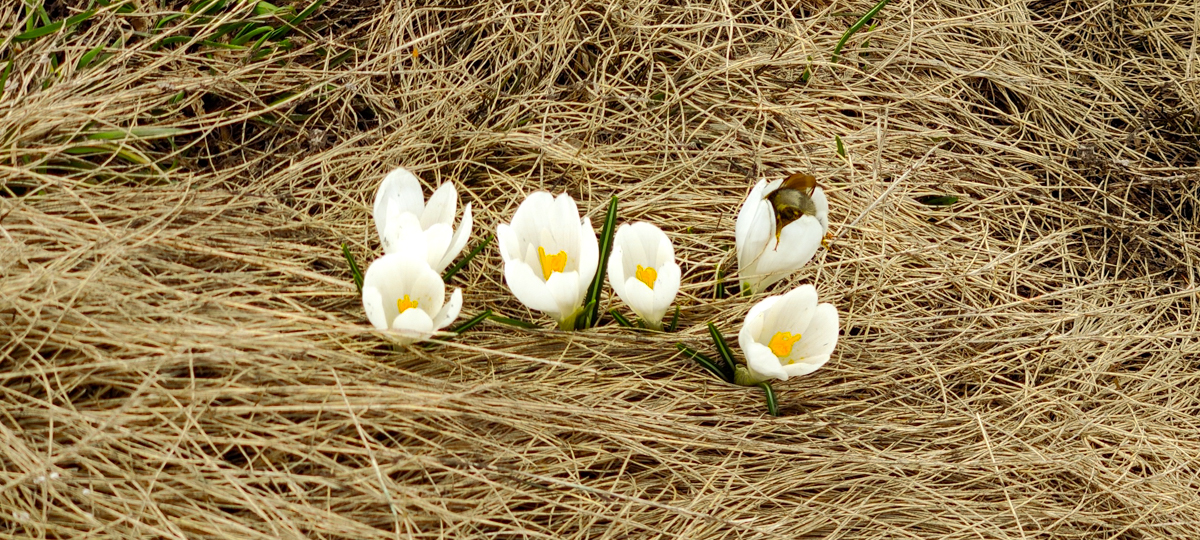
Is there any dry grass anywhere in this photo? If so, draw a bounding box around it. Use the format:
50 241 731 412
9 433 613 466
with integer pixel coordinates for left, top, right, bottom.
4 0 1200 537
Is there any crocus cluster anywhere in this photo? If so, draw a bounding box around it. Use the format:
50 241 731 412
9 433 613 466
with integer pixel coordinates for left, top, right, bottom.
357 167 841 397
361 167 467 344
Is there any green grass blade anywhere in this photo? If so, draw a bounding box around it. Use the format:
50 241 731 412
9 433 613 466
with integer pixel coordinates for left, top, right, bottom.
232 25 274 46
487 314 540 329
706 322 738 383
714 264 725 298
0 60 12 95
19 8 98 41
665 305 679 332
442 234 493 282
340 243 363 293
836 135 846 158
583 195 618 328
15 19 64 41
268 0 327 40
451 309 491 334
677 344 732 383
832 0 890 63
85 127 188 140
609 310 634 328
916 195 958 206
77 42 107 71
154 13 188 32
756 382 780 416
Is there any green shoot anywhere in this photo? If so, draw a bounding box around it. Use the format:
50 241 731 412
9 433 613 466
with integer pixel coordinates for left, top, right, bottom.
443 234 493 282
451 309 492 335
832 0 891 63
609 310 634 328
757 382 780 416
582 195 618 328
706 323 738 383
488 314 540 329
677 344 732 384
340 243 363 293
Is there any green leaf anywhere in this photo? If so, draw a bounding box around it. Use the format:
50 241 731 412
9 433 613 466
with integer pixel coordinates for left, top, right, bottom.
609 310 634 328
85 127 189 140
77 42 107 71
835 135 846 158
442 234 493 282
340 243 363 293
267 0 327 41
832 0 891 63
583 195 618 328
665 305 679 332
0 60 12 96
706 323 738 383
232 25 274 46
756 382 780 417
677 344 732 384
451 309 491 335
714 264 725 299
487 314 540 329
14 8 96 41
916 195 958 206
154 13 188 32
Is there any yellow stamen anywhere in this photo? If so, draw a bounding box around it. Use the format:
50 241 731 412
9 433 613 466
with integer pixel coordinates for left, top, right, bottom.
635 265 657 289
768 331 802 360
537 246 568 281
396 294 418 313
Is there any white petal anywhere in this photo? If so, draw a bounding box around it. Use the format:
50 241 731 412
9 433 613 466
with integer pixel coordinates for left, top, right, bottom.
622 276 658 325
496 223 519 262
504 260 560 313
739 295 780 349
407 261 447 317
781 353 830 378
735 187 778 292
575 216 599 298
549 193 583 258
763 284 818 339
811 186 830 233
391 308 435 345
751 215 823 291
791 303 840 360
421 182 457 229
362 286 388 330
607 246 629 302
438 201 473 271
374 167 424 243
545 270 584 322
382 213 428 257
651 261 681 319
510 192 556 244
744 341 789 382
422 223 454 273
433 288 463 330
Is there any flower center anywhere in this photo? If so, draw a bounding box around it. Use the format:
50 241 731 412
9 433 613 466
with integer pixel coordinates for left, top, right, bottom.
635 264 657 289
768 331 802 360
396 294 419 313
537 246 568 281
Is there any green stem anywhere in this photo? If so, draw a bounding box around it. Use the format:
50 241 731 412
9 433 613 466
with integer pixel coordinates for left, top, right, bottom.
832 0 891 63
757 382 780 417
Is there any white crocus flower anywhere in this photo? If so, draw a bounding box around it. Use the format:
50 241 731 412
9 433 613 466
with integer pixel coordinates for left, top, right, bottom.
362 253 463 345
735 284 839 385
497 192 599 329
735 178 829 294
373 167 473 274
607 222 680 330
